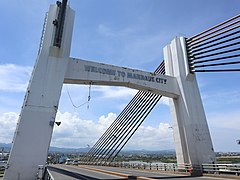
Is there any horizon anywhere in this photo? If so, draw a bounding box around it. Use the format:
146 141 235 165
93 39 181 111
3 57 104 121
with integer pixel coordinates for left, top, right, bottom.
1 142 240 153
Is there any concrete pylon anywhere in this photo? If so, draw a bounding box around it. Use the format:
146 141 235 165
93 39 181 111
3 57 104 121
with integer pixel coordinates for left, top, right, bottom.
164 37 216 174
4 4 75 180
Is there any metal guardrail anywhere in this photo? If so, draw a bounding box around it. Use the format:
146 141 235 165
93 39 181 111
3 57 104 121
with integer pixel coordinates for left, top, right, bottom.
80 161 240 177
41 162 240 179
43 168 55 180
202 163 240 176
0 164 55 179
0 165 5 177
80 161 197 173
107 162 196 173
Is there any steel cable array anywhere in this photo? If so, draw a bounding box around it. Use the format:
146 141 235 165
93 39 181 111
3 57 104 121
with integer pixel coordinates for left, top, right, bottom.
186 14 240 72
80 13 240 165
82 61 165 164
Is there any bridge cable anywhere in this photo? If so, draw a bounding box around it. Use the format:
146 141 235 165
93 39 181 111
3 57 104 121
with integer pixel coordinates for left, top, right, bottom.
100 69 165 164
82 65 164 162
82 61 165 164
96 67 165 164
83 63 165 163
83 91 146 163
186 14 240 72
100 94 161 164
86 63 165 163
92 93 157 164
82 77 158 163
86 91 150 164
83 14 240 164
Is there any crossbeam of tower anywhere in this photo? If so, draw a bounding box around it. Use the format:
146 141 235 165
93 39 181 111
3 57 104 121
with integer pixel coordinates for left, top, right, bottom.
64 58 178 98
82 61 165 164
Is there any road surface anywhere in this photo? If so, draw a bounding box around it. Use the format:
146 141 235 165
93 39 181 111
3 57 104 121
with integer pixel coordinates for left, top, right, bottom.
47 164 231 180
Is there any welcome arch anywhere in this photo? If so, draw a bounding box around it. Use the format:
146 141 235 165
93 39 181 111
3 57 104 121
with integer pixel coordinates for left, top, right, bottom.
4 2 215 179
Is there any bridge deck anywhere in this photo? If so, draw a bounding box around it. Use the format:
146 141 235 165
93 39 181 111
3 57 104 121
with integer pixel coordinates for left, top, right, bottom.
47 165 229 180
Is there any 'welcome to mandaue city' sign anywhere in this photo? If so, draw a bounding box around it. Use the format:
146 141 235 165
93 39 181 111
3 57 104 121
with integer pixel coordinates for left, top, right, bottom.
84 65 167 85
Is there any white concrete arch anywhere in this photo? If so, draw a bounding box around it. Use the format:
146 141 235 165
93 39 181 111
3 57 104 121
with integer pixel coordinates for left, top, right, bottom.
4 3 215 180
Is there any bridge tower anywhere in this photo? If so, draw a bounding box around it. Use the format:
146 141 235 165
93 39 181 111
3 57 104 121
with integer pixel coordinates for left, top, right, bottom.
4 1 75 179
164 37 215 172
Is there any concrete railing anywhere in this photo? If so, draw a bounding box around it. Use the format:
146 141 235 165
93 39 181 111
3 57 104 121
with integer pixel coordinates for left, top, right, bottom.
80 161 199 174
42 167 55 180
110 162 240 177
106 162 196 173
202 163 240 176
0 165 5 177
80 161 240 177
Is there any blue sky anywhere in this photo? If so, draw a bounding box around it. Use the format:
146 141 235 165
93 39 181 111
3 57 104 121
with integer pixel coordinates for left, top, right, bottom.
0 0 240 152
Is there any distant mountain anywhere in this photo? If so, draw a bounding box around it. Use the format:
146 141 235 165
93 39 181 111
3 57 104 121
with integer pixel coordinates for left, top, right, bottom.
49 147 176 154
0 143 11 152
119 149 176 155
49 146 89 153
0 143 90 153
0 143 175 154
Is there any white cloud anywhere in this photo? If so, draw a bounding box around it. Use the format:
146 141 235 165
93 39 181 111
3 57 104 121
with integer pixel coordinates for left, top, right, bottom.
97 24 135 38
0 112 18 142
0 63 168 102
0 64 32 92
202 90 240 104
5 108 239 151
208 110 240 131
159 96 170 106
51 111 173 150
51 112 117 148
0 110 174 150
93 86 137 99
206 111 240 152
126 123 174 150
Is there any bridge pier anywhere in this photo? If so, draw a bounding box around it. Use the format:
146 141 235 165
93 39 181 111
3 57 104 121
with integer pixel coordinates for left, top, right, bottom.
164 37 216 174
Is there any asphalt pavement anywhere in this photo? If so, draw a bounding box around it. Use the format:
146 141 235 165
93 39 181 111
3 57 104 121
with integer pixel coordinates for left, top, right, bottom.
48 165 232 180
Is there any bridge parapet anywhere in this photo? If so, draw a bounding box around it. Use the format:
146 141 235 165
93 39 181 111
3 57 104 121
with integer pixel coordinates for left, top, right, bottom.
79 161 240 178
0 165 5 178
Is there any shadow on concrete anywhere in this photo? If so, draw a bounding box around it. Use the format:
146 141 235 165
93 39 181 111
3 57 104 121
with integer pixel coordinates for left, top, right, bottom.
47 166 128 180
149 175 195 179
